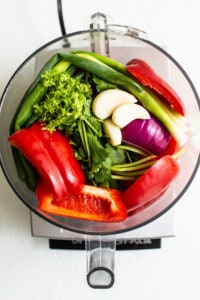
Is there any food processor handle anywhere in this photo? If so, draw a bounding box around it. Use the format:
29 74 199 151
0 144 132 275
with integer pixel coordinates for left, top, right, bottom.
85 236 116 288
89 12 147 55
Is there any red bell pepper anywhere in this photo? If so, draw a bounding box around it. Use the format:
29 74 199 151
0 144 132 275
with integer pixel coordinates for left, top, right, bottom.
122 155 180 211
8 122 85 200
126 58 185 115
159 136 181 157
36 179 127 222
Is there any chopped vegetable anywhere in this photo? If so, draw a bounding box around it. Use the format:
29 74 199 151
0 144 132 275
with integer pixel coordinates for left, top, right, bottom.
126 58 185 115
36 179 127 222
8 122 85 199
112 103 150 128
103 119 122 146
158 136 180 156
122 155 180 211
92 88 137 119
122 114 171 155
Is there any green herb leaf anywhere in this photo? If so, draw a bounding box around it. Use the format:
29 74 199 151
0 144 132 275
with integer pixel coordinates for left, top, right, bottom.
33 70 93 133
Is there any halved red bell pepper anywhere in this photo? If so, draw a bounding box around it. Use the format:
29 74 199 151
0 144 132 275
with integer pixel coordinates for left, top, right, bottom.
36 179 127 222
8 122 85 200
122 155 180 211
126 58 185 115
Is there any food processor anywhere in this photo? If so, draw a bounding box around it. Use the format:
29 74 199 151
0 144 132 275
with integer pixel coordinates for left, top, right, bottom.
0 1 199 288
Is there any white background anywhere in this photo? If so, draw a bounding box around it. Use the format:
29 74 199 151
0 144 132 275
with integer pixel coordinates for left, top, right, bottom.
0 0 200 299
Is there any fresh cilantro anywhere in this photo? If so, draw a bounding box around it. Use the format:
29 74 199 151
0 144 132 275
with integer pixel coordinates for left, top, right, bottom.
78 130 126 188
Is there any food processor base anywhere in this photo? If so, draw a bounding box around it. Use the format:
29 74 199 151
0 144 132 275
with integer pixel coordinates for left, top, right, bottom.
30 206 176 250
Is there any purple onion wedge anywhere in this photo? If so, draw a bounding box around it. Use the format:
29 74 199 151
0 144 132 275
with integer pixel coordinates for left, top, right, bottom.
122 114 171 155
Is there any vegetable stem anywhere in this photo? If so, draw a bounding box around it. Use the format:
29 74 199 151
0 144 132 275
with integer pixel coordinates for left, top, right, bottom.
78 120 90 162
83 118 102 137
117 144 150 156
111 156 156 170
112 169 148 176
111 174 138 181
111 156 155 172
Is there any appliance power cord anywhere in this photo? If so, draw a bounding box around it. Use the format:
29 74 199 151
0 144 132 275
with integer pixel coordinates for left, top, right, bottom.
57 0 66 35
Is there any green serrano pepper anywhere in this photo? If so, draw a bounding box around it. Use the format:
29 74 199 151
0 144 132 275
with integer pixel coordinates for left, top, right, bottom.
24 53 62 96
13 54 71 131
14 83 47 131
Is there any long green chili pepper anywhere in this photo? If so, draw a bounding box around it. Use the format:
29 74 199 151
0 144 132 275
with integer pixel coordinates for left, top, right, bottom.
14 83 47 131
24 113 39 128
24 53 62 96
13 56 71 131
12 54 62 132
